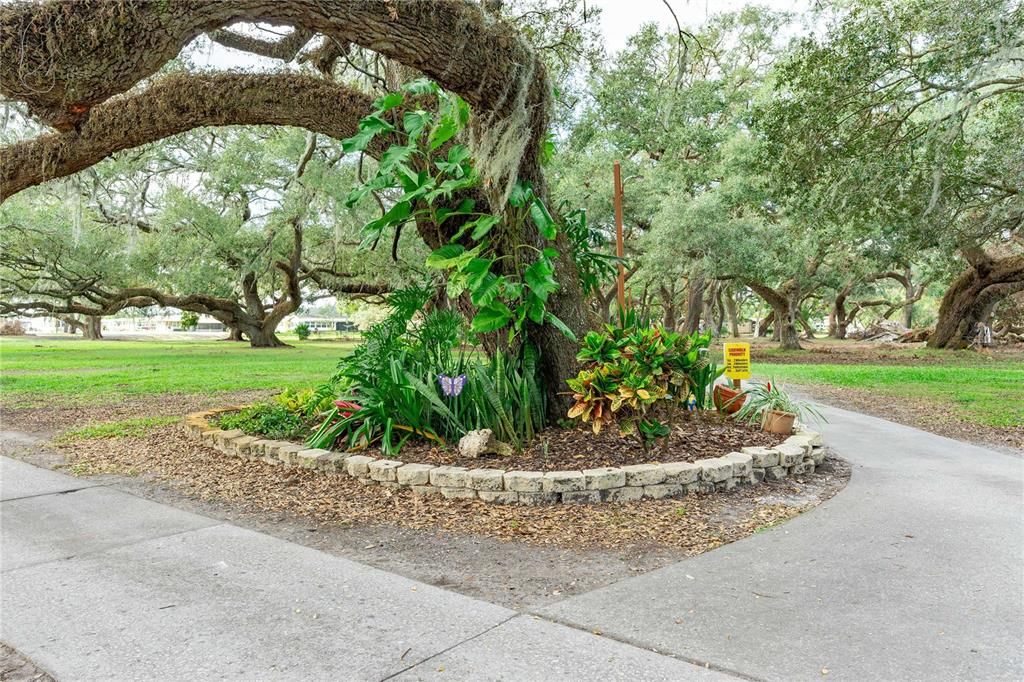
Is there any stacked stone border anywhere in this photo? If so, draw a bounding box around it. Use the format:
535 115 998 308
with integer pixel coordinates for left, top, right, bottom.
185 408 826 506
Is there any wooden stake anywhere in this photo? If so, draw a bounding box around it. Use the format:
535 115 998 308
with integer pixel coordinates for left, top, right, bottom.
613 160 626 312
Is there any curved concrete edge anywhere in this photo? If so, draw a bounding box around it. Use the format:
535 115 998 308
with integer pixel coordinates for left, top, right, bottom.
184 410 825 505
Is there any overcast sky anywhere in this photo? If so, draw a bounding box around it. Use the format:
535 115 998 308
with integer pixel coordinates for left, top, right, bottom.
594 0 810 53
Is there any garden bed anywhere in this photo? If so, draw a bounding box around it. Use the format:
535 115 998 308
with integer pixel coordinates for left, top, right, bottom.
185 408 826 506
390 414 785 470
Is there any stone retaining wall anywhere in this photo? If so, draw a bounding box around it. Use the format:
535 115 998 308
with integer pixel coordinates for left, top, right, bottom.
185 409 826 505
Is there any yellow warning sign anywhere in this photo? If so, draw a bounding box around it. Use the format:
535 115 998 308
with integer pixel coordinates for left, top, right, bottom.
723 342 751 380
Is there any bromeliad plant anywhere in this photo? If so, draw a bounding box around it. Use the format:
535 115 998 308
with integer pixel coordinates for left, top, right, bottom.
566 322 718 451
731 380 826 427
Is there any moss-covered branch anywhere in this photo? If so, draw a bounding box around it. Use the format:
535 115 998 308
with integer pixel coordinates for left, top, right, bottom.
0 73 377 200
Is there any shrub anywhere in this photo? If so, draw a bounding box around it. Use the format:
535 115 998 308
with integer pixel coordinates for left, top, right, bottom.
566 323 717 450
294 322 311 340
218 403 306 440
0 319 26 335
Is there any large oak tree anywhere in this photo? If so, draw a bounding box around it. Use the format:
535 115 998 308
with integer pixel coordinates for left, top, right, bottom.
0 0 589 403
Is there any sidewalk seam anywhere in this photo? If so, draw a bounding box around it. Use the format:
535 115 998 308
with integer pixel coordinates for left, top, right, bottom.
2 522 226 575
377 614 519 681
530 611 761 681
1 483 108 503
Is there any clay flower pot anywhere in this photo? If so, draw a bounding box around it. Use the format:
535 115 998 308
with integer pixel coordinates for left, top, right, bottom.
762 409 796 434
713 384 746 414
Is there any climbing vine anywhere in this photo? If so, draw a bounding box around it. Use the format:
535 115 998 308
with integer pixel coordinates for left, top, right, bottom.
341 79 573 341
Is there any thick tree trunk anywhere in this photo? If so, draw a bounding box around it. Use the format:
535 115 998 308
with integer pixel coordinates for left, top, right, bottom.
660 284 677 331
683 277 705 334
83 315 103 340
778 299 803 350
799 313 816 339
224 325 245 342
242 323 288 348
725 290 740 337
0 0 590 415
747 281 803 350
928 254 1024 349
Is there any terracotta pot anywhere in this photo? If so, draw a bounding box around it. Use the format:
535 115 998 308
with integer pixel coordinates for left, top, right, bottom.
762 409 796 434
713 384 746 414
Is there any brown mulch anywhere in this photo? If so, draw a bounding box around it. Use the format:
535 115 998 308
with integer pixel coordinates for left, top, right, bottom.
393 414 785 470
0 390 273 437
52 424 849 552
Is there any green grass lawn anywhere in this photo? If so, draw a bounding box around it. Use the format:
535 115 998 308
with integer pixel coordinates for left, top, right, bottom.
0 338 355 406
3 336 1021 430
758 362 1024 428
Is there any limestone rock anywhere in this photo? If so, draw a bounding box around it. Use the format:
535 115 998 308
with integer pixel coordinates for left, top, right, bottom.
662 462 701 485
542 471 586 493
458 429 513 458
620 463 666 486
396 463 435 486
467 468 506 491
582 467 626 490
504 470 544 492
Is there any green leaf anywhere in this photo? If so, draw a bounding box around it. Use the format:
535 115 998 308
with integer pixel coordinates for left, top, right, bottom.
542 247 559 259
530 199 557 240
379 144 415 173
524 257 558 301
545 312 577 341
525 294 546 323
374 91 405 112
470 272 501 306
403 110 431 139
470 215 500 240
471 301 513 333
359 201 412 248
359 115 395 134
447 144 471 166
509 182 532 208
463 257 493 275
341 128 376 154
429 117 460 150
403 78 439 95
425 244 466 268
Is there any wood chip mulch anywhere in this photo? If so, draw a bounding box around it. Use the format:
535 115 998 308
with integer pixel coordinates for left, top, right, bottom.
394 414 785 469
55 425 849 553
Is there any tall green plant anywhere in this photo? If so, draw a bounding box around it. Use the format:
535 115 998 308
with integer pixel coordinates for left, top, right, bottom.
341 79 575 343
307 287 548 454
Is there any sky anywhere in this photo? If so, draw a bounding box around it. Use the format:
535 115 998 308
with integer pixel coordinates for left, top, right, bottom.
594 0 811 53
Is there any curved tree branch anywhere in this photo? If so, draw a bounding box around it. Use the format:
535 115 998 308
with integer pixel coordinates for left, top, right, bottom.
1 73 377 200
209 25 314 60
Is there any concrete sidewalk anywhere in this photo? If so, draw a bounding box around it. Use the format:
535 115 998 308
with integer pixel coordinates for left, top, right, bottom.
0 456 727 681
539 406 1024 680
3 403 1023 680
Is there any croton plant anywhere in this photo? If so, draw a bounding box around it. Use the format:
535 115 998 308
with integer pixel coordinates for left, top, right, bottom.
566 323 716 445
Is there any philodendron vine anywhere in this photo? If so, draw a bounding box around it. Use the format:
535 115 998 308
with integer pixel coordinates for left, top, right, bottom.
341 79 574 342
